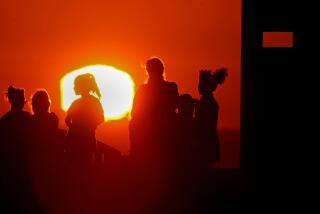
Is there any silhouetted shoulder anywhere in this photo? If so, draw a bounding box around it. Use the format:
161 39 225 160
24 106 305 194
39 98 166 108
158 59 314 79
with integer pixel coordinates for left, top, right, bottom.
0 110 32 121
89 95 103 105
84 95 102 107
0 111 11 121
0 110 33 140
133 84 149 101
0 114 9 129
67 99 81 113
66 95 104 128
49 112 59 128
164 81 178 88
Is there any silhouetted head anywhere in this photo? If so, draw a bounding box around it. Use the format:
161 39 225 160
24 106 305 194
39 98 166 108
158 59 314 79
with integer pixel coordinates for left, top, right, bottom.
198 68 228 95
178 94 197 118
145 57 165 81
5 85 26 111
74 73 101 99
32 89 51 115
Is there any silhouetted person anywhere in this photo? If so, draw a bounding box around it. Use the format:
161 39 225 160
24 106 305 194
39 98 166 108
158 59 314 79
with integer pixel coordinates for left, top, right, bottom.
61 74 105 213
31 89 66 152
0 86 32 177
129 57 179 212
31 89 59 133
176 94 198 167
175 94 200 211
195 69 228 169
130 57 179 158
29 89 61 212
0 85 40 212
31 89 60 154
65 73 104 166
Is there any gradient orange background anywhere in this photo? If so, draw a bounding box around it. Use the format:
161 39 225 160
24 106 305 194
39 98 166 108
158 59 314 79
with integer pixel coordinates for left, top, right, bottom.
0 0 241 167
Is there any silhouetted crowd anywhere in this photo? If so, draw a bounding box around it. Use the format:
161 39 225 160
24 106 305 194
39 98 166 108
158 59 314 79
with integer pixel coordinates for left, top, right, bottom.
0 57 227 213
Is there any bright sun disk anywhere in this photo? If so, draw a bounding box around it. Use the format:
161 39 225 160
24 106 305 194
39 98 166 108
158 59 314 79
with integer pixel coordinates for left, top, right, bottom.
60 65 135 121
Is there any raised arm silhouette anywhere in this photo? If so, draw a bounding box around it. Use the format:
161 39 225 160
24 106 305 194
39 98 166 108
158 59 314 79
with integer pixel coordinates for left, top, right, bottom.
65 73 104 166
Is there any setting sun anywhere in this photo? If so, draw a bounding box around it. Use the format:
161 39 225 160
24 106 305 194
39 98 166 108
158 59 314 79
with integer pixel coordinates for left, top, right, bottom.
61 65 135 121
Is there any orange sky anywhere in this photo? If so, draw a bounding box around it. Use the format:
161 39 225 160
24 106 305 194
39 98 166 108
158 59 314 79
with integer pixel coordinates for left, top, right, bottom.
0 0 241 153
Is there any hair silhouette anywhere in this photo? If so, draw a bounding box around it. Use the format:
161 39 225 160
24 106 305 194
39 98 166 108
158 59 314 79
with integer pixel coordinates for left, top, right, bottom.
31 89 59 132
31 89 52 115
74 73 101 99
198 68 228 95
6 85 26 111
145 57 165 81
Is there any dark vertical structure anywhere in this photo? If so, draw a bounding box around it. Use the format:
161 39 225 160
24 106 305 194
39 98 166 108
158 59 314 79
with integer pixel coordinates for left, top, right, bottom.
242 0 304 212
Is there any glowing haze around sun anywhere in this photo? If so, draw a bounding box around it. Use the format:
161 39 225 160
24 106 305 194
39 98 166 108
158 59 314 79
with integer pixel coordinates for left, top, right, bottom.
61 65 135 121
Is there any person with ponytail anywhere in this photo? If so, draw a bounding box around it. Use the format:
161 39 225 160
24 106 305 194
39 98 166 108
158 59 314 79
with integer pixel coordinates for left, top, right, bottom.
65 73 104 165
195 68 228 168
